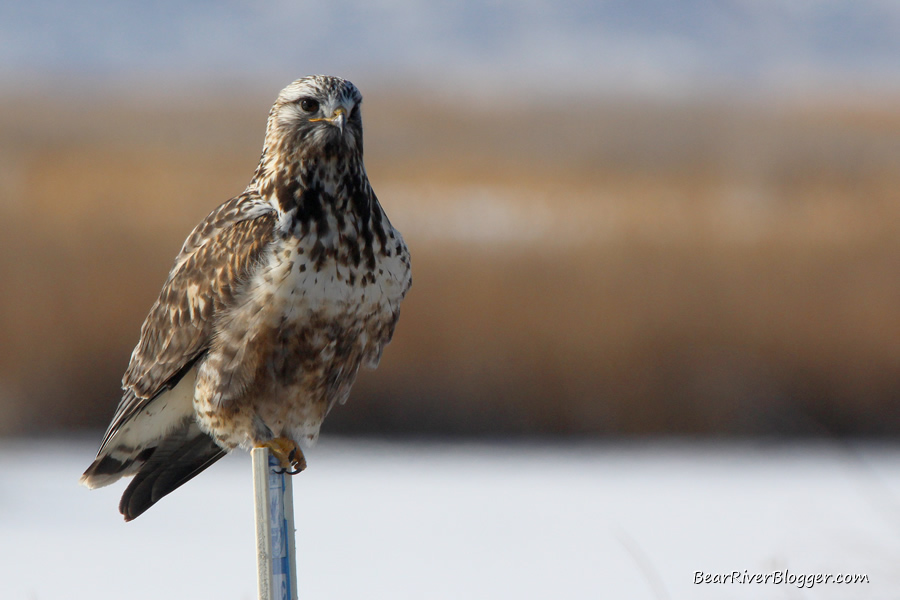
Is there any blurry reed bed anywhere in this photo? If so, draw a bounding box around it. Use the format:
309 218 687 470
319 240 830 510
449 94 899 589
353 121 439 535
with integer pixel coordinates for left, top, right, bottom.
0 88 898 437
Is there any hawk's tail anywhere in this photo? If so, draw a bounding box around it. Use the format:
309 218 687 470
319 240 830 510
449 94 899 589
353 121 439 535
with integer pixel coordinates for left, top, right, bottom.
80 422 226 521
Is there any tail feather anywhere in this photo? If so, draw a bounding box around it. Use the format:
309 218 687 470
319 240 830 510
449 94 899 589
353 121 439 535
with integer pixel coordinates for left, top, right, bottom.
80 364 226 519
80 447 154 489
118 422 226 521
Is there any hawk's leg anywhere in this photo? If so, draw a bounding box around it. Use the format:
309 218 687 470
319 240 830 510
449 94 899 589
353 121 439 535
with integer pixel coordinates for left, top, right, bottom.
256 437 306 475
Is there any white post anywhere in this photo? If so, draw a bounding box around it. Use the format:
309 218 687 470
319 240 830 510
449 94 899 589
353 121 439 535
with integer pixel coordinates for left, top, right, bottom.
252 447 299 600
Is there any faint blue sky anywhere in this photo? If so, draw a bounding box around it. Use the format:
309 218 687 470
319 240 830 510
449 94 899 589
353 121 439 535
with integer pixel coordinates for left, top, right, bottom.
1 1 899 97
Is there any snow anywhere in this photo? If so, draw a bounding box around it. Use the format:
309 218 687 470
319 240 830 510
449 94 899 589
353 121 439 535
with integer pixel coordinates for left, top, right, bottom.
2 438 899 599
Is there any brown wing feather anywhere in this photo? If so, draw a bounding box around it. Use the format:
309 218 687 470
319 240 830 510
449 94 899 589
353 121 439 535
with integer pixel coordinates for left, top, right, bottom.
98 193 276 450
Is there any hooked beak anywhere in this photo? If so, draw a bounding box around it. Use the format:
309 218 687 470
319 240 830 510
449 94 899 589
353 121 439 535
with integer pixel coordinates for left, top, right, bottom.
310 107 346 134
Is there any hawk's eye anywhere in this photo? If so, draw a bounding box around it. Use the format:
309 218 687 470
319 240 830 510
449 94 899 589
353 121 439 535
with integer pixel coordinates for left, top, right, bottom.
299 98 319 113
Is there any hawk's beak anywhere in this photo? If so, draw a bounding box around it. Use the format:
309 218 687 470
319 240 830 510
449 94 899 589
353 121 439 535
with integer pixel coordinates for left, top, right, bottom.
310 107 346 134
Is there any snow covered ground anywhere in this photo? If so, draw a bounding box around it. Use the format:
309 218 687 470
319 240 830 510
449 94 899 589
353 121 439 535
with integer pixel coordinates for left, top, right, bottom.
2 438 899 599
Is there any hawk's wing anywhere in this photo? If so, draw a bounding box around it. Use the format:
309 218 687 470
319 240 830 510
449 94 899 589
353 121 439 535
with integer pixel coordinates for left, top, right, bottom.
99 193 276 451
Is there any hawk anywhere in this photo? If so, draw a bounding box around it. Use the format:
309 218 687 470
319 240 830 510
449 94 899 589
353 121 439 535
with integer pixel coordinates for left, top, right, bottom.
80 75 412 520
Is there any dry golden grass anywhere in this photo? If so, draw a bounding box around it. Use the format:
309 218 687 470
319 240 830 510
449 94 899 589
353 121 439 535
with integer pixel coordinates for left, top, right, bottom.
1 90 898 436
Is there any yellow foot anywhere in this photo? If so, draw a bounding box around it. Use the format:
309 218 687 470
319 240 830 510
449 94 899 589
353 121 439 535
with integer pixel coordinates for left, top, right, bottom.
255 437 306 475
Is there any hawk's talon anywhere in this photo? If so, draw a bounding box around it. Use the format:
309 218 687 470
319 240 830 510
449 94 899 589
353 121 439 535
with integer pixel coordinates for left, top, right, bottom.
257 437 307 475
272 463 303 476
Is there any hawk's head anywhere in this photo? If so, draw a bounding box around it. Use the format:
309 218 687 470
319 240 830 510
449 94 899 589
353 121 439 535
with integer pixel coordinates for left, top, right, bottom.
265 75 364 159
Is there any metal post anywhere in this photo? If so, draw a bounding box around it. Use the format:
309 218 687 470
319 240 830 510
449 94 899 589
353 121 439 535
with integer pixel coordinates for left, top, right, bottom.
253 447 299 600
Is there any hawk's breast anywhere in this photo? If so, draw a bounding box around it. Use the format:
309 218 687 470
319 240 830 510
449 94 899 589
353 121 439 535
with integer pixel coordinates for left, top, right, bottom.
195 200 410 448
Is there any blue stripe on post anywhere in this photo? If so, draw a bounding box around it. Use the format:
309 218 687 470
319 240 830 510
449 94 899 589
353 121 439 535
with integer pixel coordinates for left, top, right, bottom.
267 453 293 600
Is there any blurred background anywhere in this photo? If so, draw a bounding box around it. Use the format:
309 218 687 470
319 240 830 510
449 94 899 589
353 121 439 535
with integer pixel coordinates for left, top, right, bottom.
1 0 898 439
3 3 900 600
